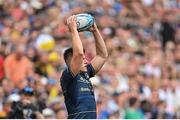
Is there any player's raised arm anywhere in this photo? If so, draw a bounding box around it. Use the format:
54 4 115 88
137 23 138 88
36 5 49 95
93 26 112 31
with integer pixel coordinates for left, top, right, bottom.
90 23 108 74
67 15 84 76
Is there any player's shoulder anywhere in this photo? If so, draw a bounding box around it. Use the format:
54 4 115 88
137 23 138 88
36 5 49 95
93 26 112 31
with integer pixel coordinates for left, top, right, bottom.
61 68 69 77
61 68 74 80
60 69 68 83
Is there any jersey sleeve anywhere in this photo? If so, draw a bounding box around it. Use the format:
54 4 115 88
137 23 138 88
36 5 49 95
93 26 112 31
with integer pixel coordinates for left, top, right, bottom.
87 64 96 78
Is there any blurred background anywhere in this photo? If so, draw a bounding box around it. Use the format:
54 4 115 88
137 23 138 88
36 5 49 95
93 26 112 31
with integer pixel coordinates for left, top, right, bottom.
0 0 179 119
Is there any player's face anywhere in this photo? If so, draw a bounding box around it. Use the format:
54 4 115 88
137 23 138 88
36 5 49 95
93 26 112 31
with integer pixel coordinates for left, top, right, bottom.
80 54 88 71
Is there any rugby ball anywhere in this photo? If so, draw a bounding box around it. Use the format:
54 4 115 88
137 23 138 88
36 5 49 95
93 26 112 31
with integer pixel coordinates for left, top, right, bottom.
76 13 94 32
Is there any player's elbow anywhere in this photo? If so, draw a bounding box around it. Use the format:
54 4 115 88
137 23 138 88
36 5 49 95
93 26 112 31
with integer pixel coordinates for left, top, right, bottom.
102 52 109 60
100 53 109 61
104 52 109 59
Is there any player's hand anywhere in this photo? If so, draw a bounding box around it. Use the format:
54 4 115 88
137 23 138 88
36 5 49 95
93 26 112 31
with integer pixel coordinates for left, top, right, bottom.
88 22 98 32
67 15 77 32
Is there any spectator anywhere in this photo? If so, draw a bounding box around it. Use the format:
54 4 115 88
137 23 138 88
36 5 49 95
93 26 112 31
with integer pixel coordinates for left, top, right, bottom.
4 44 33 88
125 97 144 119
42 108 55 119
8 86 43 119
56 108 67 119
160 12 176 50
0 55 4 80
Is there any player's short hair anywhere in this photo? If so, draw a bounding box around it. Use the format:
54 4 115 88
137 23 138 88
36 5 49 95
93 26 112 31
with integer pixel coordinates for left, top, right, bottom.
64 47 73 65
63 47 85 65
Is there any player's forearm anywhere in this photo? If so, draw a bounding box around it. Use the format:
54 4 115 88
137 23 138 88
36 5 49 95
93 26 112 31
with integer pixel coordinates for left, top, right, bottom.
71 28 84 56
93 29 108 59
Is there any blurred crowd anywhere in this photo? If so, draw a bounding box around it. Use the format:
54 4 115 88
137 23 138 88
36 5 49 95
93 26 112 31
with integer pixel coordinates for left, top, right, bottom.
0 0 179 119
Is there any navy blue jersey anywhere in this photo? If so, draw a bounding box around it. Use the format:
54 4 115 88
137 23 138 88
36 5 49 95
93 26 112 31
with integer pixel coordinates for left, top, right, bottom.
60 64 96 119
